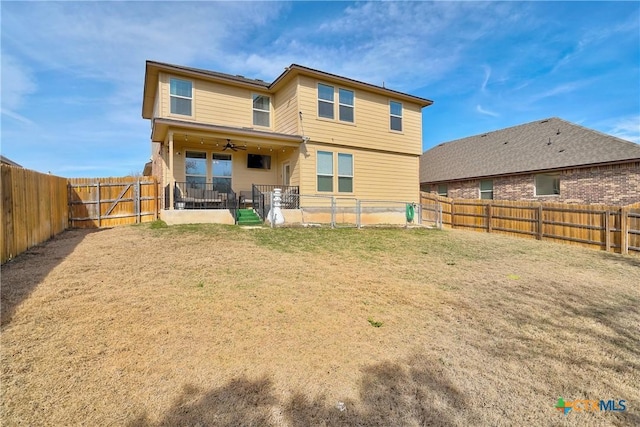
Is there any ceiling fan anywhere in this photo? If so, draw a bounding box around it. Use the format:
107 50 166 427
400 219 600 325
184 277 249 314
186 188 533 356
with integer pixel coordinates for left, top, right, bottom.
222 139 246 151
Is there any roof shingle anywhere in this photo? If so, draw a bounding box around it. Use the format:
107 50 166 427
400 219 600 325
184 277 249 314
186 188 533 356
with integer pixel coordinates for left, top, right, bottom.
420 117 640 183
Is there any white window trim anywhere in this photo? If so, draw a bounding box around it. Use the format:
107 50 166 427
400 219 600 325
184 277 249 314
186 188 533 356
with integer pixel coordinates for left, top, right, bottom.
169 77 193 117
316 150 334 192
338 88 355 123
252 93 271 128
390 100 403 132
318 83 335 120
337 153 354 193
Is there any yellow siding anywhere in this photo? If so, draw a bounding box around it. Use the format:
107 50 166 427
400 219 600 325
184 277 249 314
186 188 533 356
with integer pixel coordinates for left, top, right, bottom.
299 143 420 203
158 72 273 131
273 77 299 134
296 76 423 156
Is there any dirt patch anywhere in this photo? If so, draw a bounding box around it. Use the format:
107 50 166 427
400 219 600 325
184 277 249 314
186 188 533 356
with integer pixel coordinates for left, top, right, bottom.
2 225 638 425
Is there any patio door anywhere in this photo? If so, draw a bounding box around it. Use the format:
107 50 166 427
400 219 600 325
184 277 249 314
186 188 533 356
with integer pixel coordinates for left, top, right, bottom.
283 162 291 186
212 154 232 193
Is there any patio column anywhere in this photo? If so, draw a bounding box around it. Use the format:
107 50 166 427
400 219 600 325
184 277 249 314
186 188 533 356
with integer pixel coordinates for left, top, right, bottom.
169 131 174 210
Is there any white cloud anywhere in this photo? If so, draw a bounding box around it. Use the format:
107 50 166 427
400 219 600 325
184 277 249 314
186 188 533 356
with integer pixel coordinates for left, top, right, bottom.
607 116 640 144
476 105 500 118
0 108 35 126
0 55 37 112
481 65 491 92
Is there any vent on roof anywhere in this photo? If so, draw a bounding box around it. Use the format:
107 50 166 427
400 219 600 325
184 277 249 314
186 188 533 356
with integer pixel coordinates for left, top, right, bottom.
559 149 565 153
547 138 552 145
503 141 509 145
480 134 487 138
236 75 245 78
540 119 549 124
556 129 561 135
256 79 264 82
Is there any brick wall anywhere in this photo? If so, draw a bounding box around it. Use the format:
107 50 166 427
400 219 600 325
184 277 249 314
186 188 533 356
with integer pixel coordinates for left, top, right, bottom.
422 161 640 205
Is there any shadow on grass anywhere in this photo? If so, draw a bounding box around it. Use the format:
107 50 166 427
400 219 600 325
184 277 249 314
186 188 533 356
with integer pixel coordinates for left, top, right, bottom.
129 354 466 426
0 229 100 327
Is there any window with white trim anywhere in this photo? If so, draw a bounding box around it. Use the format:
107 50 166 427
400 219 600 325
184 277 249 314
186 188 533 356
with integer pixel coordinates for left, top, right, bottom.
317 151 333 192
170 78 192 116
480 179 493 200
390 101 403 131
338 153 353 192
252 94 270 127
437 184 448 197
535 174 560 196
339 89 354 123
318 84 334 119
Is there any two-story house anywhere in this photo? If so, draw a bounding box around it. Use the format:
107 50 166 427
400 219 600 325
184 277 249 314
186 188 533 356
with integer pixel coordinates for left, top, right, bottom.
142 61 433 224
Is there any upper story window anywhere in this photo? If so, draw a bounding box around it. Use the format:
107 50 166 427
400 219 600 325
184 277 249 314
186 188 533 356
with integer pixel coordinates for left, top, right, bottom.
390 101 403 132
252 94 270 127
318 84 334 119
339 89 354 123
170 78 192 116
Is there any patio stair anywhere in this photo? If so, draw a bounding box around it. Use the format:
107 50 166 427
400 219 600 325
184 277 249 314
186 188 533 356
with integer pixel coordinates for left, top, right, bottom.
236 209 262 226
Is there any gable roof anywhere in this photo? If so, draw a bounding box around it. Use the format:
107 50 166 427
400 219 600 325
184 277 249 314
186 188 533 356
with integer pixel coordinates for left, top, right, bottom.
420 117 640 183
143 61 433 119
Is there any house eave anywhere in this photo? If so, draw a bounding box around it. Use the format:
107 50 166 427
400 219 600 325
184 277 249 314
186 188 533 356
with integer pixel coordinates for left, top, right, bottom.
151 118 304 146
142 61 271 119
270 64 434 108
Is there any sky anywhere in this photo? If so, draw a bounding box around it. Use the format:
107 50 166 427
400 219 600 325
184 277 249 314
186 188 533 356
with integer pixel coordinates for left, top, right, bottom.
1 1 639 178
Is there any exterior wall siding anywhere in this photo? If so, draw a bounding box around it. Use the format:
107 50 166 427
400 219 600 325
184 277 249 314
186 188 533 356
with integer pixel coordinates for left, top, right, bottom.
297 76 422 156
300 143 419 203
421 162 640 205
159 72 273 131
273 77 299 135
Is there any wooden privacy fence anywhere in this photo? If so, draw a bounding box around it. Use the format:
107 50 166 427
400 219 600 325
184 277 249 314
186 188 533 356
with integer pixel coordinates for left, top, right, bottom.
68 178 159 228
1 165 68 264
421 192 640 255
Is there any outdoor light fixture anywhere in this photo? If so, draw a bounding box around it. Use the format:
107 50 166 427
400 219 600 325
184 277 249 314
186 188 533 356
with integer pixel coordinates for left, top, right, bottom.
200 138 204 144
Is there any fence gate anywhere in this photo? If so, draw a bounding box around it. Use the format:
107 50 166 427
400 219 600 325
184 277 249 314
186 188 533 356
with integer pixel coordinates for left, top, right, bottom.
68 178 158 228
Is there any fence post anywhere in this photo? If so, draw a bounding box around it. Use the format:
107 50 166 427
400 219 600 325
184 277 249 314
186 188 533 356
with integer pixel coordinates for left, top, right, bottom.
331 197 336 228
537 204 543 240
487 203 492 233
96 182 101 228
604 210 611 252
135 180 141 224
450 200 455 228
356 199 361 229
154 179 159 220
620 207 629 255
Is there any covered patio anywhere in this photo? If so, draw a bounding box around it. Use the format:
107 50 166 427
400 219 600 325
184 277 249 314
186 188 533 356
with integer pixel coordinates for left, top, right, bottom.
151 118 304 223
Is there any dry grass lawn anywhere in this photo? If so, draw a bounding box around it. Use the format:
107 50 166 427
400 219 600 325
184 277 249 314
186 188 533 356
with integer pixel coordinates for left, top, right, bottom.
1 223 639 426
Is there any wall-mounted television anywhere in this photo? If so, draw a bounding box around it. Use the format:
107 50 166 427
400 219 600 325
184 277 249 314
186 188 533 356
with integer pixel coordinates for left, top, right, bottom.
247 154 271 169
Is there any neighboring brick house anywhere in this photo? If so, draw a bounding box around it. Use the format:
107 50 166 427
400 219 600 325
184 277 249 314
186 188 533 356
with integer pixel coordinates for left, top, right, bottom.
420 117 640 205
